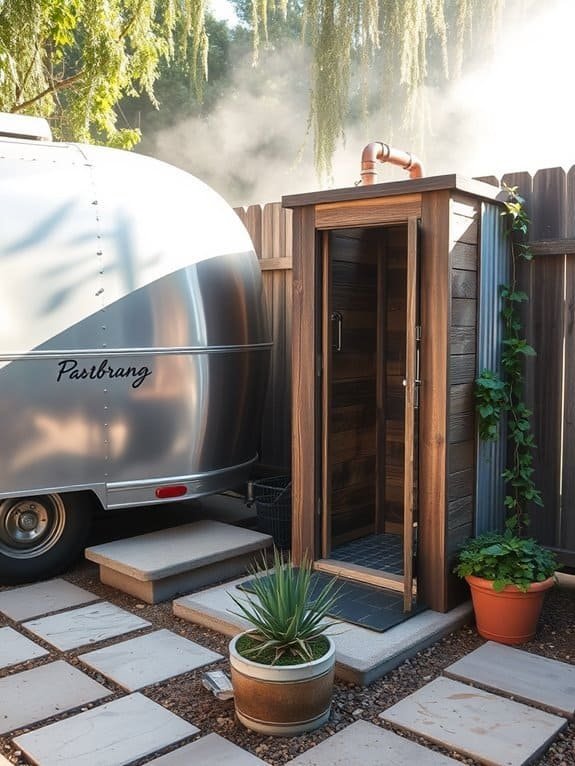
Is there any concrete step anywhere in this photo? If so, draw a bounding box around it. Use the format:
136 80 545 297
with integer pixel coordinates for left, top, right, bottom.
85 520 272 604
172 574 473 686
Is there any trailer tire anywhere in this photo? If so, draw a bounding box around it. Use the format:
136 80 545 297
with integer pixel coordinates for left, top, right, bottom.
0 492 94 585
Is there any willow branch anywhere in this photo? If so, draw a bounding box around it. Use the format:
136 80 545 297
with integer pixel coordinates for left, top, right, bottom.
120 0 146 39
11 70 84 112
15 45 41 101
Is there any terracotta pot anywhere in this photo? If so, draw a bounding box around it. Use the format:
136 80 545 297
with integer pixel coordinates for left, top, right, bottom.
229 632 335 736
465 575 554 645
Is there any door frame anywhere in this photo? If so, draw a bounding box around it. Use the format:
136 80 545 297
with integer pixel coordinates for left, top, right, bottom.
315 217 420 608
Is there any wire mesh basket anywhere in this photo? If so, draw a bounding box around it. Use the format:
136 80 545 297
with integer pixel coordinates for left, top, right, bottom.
252 476 292 550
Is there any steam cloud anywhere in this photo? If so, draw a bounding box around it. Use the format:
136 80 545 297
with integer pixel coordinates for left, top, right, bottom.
147 0 574 206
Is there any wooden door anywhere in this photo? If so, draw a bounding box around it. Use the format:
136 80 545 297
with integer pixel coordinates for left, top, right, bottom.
320 222 419 605
402 217 419 611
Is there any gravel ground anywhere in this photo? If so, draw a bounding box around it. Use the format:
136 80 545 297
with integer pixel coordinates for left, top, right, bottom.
1 557 573 766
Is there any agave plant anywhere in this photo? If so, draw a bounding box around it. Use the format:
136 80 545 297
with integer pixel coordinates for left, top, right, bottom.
229 548 340 664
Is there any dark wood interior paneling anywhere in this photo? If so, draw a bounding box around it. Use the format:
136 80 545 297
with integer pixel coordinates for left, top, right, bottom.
328 230 378 547
327 225 409 549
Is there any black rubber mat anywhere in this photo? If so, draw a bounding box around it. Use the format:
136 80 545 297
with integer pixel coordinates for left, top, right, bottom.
239 571 426 633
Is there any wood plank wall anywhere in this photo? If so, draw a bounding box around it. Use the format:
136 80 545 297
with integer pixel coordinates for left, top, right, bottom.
329 230 378 545
238 162 575 564
446 196 479 563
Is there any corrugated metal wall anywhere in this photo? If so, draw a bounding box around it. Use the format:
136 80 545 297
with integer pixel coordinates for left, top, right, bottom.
475 202 509 534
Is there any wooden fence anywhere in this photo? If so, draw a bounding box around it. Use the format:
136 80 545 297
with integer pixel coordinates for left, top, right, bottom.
234 203 293 473
236 164 575 563
477 167 575 563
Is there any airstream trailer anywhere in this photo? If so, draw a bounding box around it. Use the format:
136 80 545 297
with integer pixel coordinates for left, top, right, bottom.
0 115 271 583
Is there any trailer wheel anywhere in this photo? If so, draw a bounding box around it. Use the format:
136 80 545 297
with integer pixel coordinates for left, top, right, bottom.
0 493 94 584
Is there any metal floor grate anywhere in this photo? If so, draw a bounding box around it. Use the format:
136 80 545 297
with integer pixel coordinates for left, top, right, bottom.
329 533 404 575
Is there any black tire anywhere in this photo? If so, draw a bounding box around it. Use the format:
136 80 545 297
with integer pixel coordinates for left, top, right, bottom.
0 492 95 585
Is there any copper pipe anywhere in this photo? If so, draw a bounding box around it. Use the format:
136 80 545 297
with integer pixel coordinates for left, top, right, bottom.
360 142 423 184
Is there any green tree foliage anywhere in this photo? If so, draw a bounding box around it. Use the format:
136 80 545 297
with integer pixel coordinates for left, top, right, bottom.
0 0 504 173
0 0 209 147
120 14 231 154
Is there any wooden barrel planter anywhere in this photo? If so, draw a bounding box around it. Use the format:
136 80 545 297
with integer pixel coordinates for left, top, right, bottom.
229 633 336 735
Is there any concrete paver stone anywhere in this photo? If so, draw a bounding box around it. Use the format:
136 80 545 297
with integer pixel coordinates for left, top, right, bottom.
0 660 110 735
0 627 48 670
284 720 462 765
146 733 270 765
380 676 567 766
0 579 98 621
22 601 151 650
79 628 222 690
13 692 199 766
444 640 575 719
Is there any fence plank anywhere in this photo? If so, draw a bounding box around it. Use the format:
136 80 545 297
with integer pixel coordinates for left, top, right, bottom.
247 204 263 258
562 171 575 556
258 203 292 470
474 175 499 187
528 253 564 544
532 167 567 239
528 170 565 547
568 165 575 239
234 206 247 226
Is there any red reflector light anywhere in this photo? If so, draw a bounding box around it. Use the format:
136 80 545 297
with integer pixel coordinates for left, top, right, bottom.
155 485 187 499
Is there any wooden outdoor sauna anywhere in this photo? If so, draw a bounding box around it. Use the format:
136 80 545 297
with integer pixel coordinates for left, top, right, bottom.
282 174 507 614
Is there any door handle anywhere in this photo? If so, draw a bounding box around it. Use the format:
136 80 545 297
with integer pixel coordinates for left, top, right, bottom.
331 311 343 352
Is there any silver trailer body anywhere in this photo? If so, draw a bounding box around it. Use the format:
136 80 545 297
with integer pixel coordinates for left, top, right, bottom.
0 125 270 582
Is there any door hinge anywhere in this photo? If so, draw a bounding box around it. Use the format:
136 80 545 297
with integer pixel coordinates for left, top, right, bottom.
316 497 322 517
317 353 323 376
415 325 422 341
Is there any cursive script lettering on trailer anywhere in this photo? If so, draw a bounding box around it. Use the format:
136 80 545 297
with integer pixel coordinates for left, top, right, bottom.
56 359 152 389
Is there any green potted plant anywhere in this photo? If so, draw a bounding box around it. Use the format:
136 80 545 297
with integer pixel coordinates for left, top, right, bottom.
454 186 558 645
454 531 557 644
228 548 339 736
